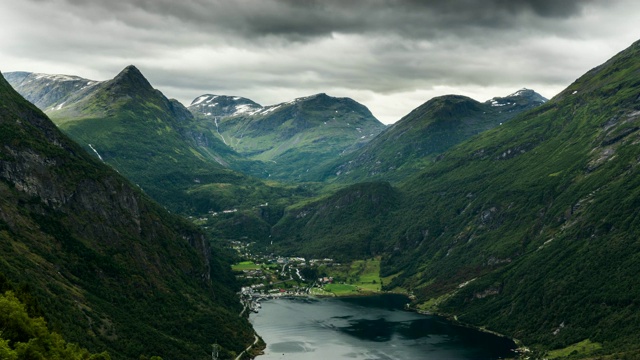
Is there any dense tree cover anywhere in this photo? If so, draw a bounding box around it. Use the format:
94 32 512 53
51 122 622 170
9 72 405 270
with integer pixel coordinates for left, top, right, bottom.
268 39 640 357
0 72 255 359
0 291 112 360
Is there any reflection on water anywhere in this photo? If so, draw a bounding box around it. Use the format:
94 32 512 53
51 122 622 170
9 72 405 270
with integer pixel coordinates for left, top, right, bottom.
250 294 515 359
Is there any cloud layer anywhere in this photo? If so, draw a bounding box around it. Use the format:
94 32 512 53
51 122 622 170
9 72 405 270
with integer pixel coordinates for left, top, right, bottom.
2 0 640 123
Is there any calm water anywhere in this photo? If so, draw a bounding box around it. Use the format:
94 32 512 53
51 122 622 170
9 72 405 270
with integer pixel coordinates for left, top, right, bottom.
250 294 516 360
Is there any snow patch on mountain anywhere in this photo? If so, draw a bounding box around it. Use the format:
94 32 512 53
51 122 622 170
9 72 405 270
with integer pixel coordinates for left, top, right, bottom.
33 73 84 82
88 144 104 161
191 95 210 106
508 88 531 97
234 103 261 115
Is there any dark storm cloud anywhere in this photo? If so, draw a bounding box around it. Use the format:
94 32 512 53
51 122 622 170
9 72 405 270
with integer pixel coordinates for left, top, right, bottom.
34 0 598 41
3 0 638 123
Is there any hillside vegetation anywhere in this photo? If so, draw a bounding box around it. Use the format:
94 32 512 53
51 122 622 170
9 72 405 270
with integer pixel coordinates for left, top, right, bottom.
193 93 387 181
270 39 640 357
0 71 254 359
312 89 547 184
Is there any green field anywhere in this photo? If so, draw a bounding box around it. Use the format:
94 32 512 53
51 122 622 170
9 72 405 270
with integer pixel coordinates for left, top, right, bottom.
547 339 602 359
232 261 262 271
322 257 383 293
323 283 359 295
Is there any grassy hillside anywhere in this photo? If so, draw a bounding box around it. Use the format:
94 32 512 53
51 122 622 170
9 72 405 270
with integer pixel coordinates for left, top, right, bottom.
0 71 255 359
270 39 640 357
271 181 399 260
312 89 546 184
15 66 301 218
195 93 387 181
376 39 640 356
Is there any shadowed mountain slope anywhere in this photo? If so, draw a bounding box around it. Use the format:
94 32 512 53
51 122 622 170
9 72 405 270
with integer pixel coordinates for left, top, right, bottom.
271 39 640 357
0 71 255 359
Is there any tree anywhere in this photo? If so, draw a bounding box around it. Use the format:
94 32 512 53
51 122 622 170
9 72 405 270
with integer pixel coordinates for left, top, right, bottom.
0 291 111 359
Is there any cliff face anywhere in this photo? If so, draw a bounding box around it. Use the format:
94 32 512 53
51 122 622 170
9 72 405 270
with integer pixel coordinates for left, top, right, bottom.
0 72 252 359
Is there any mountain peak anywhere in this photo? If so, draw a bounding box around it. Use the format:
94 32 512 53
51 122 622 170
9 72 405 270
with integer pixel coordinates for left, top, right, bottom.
506 88 547 101
111 65 153 92
188 94 263 117
117 64 143 77
485 88 548 108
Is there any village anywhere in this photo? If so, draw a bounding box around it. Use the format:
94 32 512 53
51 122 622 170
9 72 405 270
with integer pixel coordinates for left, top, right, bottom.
229 240 392 314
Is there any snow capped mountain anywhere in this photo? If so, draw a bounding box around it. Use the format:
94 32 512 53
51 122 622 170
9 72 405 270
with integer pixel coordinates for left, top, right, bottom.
188 94 263 117
5 71 102 111
188 92 366 120
485 88 548 108
187 91 386 181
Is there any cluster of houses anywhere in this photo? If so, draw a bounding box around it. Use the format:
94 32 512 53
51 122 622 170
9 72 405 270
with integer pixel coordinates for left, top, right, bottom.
230 240 346 299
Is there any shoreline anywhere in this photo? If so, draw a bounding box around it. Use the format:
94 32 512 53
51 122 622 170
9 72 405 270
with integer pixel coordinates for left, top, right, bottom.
411 306 528 357
248 291 524 360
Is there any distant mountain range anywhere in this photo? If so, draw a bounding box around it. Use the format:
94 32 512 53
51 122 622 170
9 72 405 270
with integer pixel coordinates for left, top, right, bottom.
6 66 294 217
188 92 387 181
4 71 101 111
310 89 547 183
189 94 262 118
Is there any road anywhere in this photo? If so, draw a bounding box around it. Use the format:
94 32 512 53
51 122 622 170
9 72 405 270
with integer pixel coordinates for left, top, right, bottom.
234 334 260 360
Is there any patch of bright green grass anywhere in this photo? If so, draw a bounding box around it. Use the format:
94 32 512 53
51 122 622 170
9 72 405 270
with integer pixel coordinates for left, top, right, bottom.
547 339 603 359
231 261 262 271
323 283 359 295
323 258 382 292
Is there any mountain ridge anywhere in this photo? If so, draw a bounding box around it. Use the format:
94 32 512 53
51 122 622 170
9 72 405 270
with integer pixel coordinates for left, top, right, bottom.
269 39 640 357
0 70 256 359
308 88 547 183
189 91 387 181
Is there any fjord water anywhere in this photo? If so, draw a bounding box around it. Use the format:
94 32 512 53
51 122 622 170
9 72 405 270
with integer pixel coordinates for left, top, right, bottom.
251 294 515 359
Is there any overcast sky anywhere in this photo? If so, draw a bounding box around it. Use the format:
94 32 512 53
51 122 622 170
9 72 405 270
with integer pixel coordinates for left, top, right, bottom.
2 0 640 123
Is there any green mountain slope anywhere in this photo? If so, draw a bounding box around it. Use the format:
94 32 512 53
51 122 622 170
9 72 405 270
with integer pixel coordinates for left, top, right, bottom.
190 93 387 181
379 39 640 356
16 66 291 216
272 39 640 357
0 72 254 359
312 89 547 183
271 181 399 260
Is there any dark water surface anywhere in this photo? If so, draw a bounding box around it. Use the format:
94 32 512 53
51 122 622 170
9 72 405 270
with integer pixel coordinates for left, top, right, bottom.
250 294 516 359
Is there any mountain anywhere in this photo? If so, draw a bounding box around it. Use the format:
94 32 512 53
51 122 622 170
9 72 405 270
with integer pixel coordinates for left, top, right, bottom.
189 94 262 118
379 42 640 356
189 92 387 181
272 39 640 357
311 89 547 183
7 66 304 218
270 181 399 259
3 71 102 111
0 71 255 359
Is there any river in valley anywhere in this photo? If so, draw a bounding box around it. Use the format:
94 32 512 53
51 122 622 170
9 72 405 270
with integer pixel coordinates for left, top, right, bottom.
250 294 516 359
